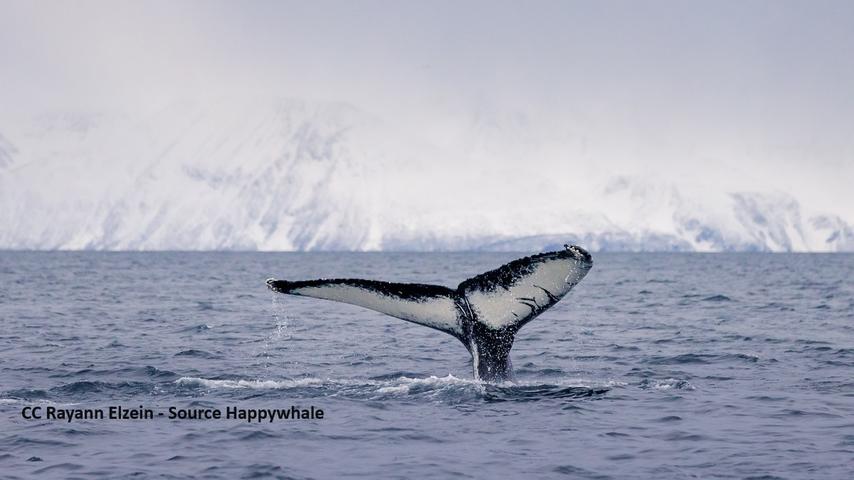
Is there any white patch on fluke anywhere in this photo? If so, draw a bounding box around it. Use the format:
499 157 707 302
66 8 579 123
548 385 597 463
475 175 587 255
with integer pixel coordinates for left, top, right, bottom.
464 258 588 329
292 284 461 335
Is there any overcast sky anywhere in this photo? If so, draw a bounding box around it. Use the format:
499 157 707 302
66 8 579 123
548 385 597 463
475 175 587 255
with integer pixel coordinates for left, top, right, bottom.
1 0 853 217
3 1 854 112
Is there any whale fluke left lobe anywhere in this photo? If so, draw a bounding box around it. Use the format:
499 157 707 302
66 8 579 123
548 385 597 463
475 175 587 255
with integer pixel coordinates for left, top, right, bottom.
265 277 463 337
267 278 294 293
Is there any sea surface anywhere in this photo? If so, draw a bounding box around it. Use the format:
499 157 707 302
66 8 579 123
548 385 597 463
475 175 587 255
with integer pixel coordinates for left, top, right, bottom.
0 252 852 479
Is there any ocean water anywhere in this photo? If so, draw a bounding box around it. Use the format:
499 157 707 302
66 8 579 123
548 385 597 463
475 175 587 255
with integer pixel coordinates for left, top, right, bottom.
0 252 852 479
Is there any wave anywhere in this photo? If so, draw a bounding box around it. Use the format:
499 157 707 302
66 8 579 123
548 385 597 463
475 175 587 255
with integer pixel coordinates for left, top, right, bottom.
174 349 221 359
51 380 154 396
174 375 614 403
175 376 353 390
647 352 762 365
639 378 695 391
702 294 732 302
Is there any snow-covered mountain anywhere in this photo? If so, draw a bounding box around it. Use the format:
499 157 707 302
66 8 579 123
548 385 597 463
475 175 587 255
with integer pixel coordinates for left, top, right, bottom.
0 99 851 251
0 133 16 170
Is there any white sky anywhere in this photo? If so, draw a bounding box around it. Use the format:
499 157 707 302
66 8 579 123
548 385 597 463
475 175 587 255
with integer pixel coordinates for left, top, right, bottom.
1 0 853 218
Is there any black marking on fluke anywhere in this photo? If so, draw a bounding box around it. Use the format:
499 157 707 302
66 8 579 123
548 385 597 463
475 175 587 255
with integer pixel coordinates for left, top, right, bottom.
267 244 594 382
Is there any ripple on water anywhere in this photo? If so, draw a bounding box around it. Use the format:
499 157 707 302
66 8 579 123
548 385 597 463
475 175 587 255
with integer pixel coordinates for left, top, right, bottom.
178 324 214 333
174 349 222 359
49 380 155 398
646 352 761 365
3 389 49 400
702 294 732 302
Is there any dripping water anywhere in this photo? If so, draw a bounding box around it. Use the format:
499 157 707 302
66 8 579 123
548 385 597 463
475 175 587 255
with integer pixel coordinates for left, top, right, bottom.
261 292 292 371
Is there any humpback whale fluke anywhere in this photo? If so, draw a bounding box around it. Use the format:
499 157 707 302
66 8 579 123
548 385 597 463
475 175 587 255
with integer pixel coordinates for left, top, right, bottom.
267 245 593 381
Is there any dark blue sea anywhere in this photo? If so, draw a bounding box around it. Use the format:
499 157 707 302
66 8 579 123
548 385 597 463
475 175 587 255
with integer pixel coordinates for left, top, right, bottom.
1 252 852 479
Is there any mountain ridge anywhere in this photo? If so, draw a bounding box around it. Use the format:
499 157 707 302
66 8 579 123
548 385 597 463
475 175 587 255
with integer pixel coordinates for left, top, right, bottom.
1 99 851 252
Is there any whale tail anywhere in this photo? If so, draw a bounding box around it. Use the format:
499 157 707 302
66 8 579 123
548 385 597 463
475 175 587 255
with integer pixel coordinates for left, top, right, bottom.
267 245 593 381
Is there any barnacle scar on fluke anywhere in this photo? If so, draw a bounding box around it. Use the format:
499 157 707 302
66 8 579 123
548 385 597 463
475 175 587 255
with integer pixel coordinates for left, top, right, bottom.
267 245 593 382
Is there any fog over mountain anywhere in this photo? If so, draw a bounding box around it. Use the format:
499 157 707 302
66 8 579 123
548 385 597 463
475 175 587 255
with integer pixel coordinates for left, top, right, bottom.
1 1 852 251
0 98 851 251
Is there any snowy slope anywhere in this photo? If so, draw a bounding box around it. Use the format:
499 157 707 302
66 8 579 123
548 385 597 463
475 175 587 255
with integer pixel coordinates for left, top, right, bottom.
0 99 851 252
0 134 15 170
